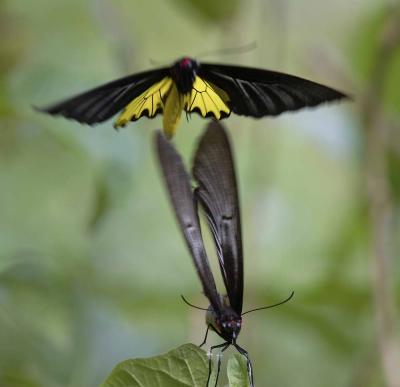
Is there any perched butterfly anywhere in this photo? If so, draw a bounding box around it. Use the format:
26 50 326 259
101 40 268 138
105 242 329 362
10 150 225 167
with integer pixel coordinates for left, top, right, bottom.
39 57 348 138
156 121 293 386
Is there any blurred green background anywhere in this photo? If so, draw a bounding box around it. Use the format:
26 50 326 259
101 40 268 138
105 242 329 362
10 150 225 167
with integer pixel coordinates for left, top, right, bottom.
1 0 399 386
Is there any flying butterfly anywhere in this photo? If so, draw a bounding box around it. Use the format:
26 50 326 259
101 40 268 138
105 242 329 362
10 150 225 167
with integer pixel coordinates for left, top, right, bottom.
38 57 348 138
155 121 293 386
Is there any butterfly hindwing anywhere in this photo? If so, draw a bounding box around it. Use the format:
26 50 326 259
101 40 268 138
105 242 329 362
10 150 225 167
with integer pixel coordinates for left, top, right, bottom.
115 77 173 128
193 122 243 315
198 63 347 117
185 76 231 119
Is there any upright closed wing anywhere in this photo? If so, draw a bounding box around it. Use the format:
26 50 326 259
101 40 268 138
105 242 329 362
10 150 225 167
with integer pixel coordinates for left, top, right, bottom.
155 131 223 315
193 122 243 315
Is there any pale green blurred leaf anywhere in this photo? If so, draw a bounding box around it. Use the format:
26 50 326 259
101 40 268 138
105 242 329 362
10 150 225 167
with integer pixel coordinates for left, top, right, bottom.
101 344 208 387
227 354 250 387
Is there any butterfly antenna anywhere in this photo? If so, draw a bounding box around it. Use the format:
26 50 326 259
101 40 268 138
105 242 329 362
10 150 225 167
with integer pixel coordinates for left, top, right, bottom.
181 295 208 311
241 291 294 316
149 58 168 66
196 41 258 60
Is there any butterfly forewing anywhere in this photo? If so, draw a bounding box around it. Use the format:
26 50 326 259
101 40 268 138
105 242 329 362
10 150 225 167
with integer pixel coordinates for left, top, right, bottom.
198 63 348 118
155 131 223 314
38 68 169 125
192 122 243 315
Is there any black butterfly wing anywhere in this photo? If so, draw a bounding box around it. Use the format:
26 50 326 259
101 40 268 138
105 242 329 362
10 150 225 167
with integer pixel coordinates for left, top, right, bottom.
37 67 169 125
198 63 348 118
155 130 223 314
192 121 243 315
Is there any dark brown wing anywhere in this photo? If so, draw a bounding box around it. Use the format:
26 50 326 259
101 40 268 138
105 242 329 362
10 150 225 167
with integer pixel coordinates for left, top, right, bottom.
192 121 243 315
155 130 223 314
37 68 169 125
198 63 348 118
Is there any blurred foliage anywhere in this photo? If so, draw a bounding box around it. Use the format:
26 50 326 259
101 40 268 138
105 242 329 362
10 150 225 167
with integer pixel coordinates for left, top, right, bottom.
169 0 241 23
388 145 400 203
0 1 399 387
352 6 400 114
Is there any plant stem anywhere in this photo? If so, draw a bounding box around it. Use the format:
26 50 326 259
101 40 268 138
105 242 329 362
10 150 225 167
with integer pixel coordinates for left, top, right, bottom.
362 5 400 387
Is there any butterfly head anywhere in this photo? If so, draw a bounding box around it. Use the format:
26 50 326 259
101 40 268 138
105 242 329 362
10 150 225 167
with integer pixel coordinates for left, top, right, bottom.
206 296 242 343
178 57 198 69
171 57 199 94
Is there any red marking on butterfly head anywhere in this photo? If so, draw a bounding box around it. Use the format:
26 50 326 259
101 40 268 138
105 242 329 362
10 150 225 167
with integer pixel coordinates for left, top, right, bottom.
171 57 199 93
179 57 193 68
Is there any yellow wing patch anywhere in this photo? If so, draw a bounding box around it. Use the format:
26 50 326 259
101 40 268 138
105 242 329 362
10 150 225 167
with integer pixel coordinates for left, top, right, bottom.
185 77 230 119
114 77 172 128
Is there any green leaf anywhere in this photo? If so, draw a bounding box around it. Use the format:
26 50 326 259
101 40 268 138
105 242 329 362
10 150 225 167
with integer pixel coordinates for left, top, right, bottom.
227 354 250 387
101 343 209 387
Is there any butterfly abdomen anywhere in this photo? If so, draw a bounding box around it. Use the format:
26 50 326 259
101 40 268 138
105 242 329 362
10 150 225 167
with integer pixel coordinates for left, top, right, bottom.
163 84 190 139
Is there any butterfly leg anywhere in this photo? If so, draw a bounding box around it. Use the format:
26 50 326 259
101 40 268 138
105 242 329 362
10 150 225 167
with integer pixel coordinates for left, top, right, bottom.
214 343 230 387
206 342 228 387
234 344 254 387
199 325 210 348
